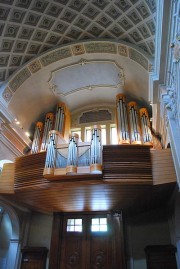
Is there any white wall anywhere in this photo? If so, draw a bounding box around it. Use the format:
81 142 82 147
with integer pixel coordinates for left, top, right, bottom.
0 213 12 269
126 208 171 269
27 212 53 269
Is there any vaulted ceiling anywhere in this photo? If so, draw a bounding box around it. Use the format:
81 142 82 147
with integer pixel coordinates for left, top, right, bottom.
0 0 156 85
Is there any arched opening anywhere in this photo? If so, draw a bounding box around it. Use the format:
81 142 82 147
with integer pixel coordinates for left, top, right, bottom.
0 201 20 269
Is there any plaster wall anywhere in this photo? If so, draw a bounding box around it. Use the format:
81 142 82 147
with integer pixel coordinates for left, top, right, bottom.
0 213 12 269
27 212 53 269
126 208 171 269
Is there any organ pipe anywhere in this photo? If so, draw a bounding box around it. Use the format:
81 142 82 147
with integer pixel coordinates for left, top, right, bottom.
31 122 43 154
139 108 153 145
44 130 59 176
66 133 79 174
90 125 102 174
41 113 54 151
116 94 130 144
127 101 142 144
54 102 65 135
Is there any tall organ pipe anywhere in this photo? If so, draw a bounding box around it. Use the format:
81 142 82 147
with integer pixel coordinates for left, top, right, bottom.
54 103 65 135
139 108 153 145
41 113 54 151
66 133 79 174
31 122 43 154
90 125 102 174
127 101 142 144
116 94 130 144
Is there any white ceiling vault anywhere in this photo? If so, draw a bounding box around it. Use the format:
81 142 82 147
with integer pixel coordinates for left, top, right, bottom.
0 0 156 84
0 0 159 140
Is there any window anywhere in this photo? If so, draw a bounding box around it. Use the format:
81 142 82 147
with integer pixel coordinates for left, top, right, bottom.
91 218 107 232
67 218 82 232
85 127 92 142
71 129 81 140
111 125 118 144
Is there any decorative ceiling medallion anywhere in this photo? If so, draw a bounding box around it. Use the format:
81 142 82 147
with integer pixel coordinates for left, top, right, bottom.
28 60 42 74
2 87 13 103
72 44 85 55
48 59 125 97
118 45 128 56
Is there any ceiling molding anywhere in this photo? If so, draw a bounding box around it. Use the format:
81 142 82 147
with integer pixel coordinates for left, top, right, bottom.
1 40 153 105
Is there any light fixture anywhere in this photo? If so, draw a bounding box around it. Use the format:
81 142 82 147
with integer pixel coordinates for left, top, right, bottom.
25 132 30 137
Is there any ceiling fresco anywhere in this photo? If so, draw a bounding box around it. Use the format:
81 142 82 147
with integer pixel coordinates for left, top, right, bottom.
0 0 156 85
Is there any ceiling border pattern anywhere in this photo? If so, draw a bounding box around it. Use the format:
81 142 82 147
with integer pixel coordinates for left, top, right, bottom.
1 40 152 104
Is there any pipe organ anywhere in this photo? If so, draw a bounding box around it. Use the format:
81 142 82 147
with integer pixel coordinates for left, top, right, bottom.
31 103 70 154
31 122 43 154
139 108 153 145
44 131 59 175
66 134 79 174
127 101 142 145
54 103 65 135
41 113 54 151
90 125 102 174
116 94 130 144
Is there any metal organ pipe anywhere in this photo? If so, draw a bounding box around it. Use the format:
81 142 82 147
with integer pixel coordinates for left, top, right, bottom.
31 122 43 154
90 125 102 174
44 130 59 176
127 101 142 144
54 103 65 135
139 108 153 145
66 133 79 174
41 113 54 151
116 94 130 144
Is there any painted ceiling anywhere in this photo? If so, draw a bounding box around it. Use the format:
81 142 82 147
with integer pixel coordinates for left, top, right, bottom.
0 0 156 85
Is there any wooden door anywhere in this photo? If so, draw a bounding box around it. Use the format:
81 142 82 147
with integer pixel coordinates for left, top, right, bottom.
60 214 112 269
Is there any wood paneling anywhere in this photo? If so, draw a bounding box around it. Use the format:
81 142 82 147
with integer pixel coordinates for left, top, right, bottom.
14 152 49 190
145 245 177 269
0 146 177 213
0 163 15 193
151 149 177 185
103 145 152 184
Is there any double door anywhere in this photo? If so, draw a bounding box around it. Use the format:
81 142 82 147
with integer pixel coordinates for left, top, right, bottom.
60 214 112 269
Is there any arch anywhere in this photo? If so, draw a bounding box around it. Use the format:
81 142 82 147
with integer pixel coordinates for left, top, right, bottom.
1 40 152 106
0 200 20 269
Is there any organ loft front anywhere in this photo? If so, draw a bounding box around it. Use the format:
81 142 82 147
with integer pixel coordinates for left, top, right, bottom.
0 2 180 266
0 91 178 269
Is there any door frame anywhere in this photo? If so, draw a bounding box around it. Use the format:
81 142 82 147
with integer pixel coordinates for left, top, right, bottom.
49 211 126 269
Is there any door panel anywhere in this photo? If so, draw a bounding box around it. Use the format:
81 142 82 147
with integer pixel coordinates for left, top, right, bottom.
60 215 112 269
61 236 84 269
88 236 111 269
